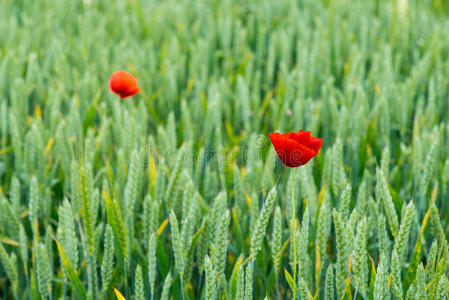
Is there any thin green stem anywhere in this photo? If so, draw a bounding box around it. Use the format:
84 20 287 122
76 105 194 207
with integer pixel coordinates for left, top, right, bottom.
26 274 31 300
181 278 186 300
291 169 297 300
124 265 129 297
275 272 280 300
217 280 221 299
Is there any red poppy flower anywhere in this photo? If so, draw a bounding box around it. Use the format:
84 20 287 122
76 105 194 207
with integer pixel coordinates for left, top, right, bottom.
269 130 322 167
108 70 141 99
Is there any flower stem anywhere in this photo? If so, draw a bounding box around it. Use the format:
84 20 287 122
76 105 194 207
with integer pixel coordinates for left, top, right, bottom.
291 168 297 300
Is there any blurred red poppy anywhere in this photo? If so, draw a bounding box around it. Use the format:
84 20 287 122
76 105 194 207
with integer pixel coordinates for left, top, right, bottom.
109 70 140 99
269 130 322 167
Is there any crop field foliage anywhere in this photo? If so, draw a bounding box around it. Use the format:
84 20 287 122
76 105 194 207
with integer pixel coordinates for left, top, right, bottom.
1 0 449 299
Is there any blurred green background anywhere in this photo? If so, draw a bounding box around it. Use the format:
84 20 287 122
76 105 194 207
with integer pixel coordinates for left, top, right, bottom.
1 0 449 299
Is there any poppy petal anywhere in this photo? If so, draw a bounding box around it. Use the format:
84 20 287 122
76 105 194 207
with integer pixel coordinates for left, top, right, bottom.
269 130 322 167
308 136 323 152
109 70 140 99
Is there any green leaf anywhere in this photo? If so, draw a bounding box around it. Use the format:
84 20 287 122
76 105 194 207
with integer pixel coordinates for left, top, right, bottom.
55 240 87 300
404 208 430 290
230 256 244 298
284 269 295 291
368 256 376 300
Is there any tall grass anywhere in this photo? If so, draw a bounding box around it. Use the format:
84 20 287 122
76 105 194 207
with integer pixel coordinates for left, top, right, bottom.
0 0 449 299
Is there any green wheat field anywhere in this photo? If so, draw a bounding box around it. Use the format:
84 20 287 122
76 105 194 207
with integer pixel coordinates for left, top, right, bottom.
1 0 449 299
